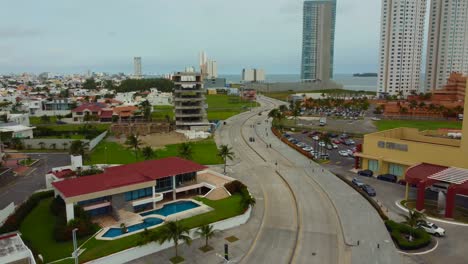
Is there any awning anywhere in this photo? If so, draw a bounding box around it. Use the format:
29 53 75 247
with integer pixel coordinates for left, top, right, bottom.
429 167 468 185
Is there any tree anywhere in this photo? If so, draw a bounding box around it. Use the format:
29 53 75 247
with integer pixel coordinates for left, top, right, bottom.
142 146 155 160
241 188 256 209
125 134 142 160
177 143 193 160
69 140 89 157
38 142 45 150
218 145 234 173
400 208 426 241
140 100 152 121
50 143 57 150
83 78 97 90
196 224 215 249
158 221 192 259
62 142 69 150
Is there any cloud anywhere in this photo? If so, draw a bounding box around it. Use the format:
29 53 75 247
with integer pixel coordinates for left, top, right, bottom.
0 28 43 39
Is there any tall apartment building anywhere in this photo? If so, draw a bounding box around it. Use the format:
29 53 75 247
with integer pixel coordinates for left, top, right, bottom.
172 72 209 131
134 57 142 77
242 69 265 82
301 0 336 82
425 0 468 91
206 60 218 79
378 0 427 96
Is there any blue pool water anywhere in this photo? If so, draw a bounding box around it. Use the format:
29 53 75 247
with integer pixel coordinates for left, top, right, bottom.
140 201 200 217
102 217 163 238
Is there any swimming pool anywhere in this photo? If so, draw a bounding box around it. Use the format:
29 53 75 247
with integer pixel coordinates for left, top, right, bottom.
140 201 200 217
102 217 163 238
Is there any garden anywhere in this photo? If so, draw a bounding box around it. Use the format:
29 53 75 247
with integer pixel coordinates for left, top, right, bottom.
4 179 254 263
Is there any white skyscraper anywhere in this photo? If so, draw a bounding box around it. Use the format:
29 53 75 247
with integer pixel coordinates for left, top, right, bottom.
377 0 427 96
425 0 468 91
207 60 218 79
134 57 142 77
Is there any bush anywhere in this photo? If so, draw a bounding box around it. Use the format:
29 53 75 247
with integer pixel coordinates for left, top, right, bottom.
0 191 54 233
224 180 247 194
385 220 431 250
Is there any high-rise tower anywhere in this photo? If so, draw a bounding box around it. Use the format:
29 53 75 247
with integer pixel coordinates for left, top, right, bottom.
134 57 142 77
425 0 468 91
377 0 427 96
301 0 336 82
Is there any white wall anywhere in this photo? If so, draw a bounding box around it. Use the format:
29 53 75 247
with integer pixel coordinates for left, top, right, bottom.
0 203 15 225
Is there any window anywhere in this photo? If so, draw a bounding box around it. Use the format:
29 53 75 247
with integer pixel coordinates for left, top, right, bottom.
125 187 152 201
389 163 405 177
368 159 379 173
156 176 173 192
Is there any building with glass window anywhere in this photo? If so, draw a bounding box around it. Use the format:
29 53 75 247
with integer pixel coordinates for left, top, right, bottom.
51 157 232 221
301 0 336 82
377 0 427 96
425 0 468 91
356 78 468 179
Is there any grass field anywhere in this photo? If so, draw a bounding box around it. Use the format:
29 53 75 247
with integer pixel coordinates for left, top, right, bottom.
152 105 174 120
77 194 244 262
30 116 58 125
36 123 111 132
87 138 223 165
374 120 462 131
264 88 376 101
19 198 91 263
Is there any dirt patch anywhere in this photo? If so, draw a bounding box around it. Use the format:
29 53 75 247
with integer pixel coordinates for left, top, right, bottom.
110 131 189 149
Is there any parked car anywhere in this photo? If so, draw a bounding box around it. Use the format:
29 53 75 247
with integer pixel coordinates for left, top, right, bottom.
283 133 291 138
358 169 373 177
296 142 306 148
417 221 445 237
318 141 325 147
320 153 330 160
346 149 354 156
333 139 341 144
344 139 355 146
326 144 333 150
338 150 349 157
377 174 397 183
352 178 365 188
313 136 320 141
331 143 338 149
303 146 313 152
361 184 376 196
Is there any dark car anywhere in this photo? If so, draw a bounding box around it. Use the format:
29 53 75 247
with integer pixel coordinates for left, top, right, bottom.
377 174 397 183
283 133 291 138
361 184 376 196
358 169 373 177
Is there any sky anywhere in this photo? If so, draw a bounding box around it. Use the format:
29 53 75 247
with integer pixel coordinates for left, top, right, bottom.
0 0 382 75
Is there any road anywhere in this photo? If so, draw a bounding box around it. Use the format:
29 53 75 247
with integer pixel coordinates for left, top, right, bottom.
0 153 70 208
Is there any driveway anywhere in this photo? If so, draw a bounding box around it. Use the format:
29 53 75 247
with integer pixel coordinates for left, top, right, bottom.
0 153 70 209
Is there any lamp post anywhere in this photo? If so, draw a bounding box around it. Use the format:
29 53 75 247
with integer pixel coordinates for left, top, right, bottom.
72 228 79 264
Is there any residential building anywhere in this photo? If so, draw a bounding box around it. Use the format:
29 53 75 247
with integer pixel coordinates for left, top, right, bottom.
134 57 142 78
301 0 336 82
242 89 257 101
71 103 112 122
0 123 35 139
242 69 265 83
0 232 36 264
146 88 172 106
172 72 210 131
377 0 427 96
50 157 233 221
425 0 468 91
254 69 266 82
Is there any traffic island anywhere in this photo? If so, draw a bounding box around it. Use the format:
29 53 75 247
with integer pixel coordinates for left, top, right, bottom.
385 220 437 254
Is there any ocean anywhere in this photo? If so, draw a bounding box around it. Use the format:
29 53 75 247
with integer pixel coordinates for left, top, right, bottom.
219 74 378 92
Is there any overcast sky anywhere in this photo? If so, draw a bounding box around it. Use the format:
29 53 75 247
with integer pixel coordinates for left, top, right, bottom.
0 0 382 75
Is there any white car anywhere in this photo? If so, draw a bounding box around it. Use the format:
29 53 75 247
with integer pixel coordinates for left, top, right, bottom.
332 143 338 149
318 141 325 147
312 136 319 141
338 150 348 157
417 222 445 237
303 146 313 152
346 149 354 156
371 117 381 121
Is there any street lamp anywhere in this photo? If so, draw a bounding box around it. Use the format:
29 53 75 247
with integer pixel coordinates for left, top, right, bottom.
72 228 79 264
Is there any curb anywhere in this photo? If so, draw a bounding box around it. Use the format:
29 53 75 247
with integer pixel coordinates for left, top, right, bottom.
397 239 439 255
395 200 468 227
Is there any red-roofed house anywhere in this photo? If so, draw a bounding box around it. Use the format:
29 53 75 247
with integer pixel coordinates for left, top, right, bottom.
72 103 109 122
50 157 232 221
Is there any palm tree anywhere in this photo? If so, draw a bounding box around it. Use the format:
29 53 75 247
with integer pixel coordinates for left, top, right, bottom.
218 145 234 173
38 142 45 150
142 146 155 160
400 208 426 241
177 143 193 160
196 224 215 249
50 143 57 150
242 193 256 209
125 134 142 160
69 140 89 158
158 221 192 259
140 100 152 121
62 142 69 150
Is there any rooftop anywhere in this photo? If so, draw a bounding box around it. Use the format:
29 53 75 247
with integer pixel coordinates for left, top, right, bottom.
52 157 207 198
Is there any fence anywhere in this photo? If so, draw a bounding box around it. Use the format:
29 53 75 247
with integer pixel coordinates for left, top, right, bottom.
22 131 107 150
0 203 15 225
85 206 252 264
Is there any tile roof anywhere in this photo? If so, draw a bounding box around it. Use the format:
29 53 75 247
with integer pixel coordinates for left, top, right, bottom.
72 103 107 113
406 163 448 183
52 157 207 198
100 110 113 118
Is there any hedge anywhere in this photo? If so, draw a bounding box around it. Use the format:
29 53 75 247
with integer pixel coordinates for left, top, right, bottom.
385 220 431 250
224 180 247 194
0 191 54 234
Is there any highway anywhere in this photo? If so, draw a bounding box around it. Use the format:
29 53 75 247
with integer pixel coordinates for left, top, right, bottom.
216 95 401 264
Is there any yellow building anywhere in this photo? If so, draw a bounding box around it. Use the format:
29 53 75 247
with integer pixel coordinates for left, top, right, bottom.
357 79 468 179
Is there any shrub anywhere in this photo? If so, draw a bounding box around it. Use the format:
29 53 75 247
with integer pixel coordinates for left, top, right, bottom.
224 180 247 194
385 220 431 250
0 191 54 233
52 205 99 242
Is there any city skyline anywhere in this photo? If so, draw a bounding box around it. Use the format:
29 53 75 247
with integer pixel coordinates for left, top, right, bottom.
1 0 381 75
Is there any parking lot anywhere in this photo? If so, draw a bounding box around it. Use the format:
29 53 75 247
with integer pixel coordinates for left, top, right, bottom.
287 131 362 167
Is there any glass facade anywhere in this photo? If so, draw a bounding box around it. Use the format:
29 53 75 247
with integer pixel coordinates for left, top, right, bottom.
301 0 336 81
389 163 405 177
155 177 173 192
176 172 197 187
78 196 110 206
368 159 379 173
125 187 153 201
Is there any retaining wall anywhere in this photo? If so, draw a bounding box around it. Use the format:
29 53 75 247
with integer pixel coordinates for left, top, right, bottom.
0 203 15 225
22 131 107 150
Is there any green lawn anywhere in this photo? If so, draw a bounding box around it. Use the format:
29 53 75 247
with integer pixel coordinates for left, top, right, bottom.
87 138 223 165
78 194 244 263
374 120 463 131
30 116 58 125
36 123 110 132
264 88 376 101
152 105 174 120
19 198 91 263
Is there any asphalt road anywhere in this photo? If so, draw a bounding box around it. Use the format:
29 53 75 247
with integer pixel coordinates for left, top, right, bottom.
0 153 70 208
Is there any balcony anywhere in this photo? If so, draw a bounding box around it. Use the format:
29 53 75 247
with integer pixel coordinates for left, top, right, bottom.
174 105 203 110
174 97 205 102
175 113 205 118
131 193 163 207
82 200 111 211
173 89 205 93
